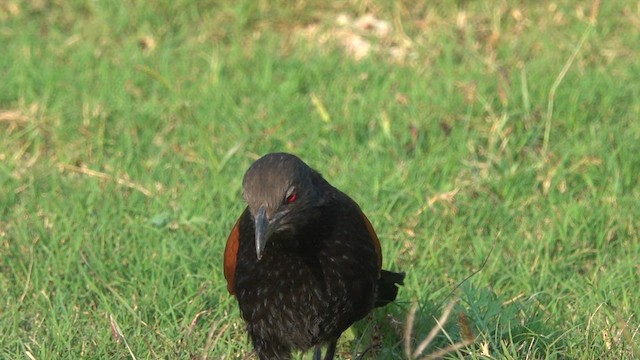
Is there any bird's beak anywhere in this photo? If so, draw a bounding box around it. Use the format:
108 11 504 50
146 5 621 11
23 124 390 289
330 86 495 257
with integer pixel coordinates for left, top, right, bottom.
254 205 268 260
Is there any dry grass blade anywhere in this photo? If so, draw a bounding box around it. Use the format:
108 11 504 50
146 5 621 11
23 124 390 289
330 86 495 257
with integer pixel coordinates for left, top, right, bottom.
109 314 138 360
187 310 209 339
179 310 209 352
420 339 473 360
202 319 229 360
589 0 601 24
617 315 640 358
24 344 36 360
404 299 474 360
24 351 36 360
58 163 153 197
412 300 457 358
0 109 29 122
404 301 419 358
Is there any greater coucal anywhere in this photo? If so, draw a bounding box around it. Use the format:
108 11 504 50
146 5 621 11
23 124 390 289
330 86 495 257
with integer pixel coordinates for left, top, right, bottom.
224 153 405 360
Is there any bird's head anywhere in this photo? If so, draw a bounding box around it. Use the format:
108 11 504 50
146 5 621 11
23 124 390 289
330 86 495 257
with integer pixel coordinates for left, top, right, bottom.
242 153 324 260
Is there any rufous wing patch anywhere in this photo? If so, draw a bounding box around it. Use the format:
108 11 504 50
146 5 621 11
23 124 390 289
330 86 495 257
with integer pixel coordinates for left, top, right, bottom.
359 210 382 270
224 216 241 295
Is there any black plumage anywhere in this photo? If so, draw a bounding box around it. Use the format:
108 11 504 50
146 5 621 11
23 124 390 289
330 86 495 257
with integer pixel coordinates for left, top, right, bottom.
224 153 404 360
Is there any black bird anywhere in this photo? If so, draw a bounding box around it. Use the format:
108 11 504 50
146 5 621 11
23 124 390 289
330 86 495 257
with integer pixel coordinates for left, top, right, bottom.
224 153 404 359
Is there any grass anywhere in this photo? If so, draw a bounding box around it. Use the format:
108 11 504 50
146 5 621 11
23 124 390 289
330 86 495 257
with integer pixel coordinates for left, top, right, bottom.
1 0 639 358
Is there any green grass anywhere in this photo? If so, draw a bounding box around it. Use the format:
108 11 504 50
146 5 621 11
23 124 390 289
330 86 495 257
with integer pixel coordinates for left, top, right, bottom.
1 0 639 359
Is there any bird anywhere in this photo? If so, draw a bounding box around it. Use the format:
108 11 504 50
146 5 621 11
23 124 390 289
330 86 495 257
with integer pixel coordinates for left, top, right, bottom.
224 152 405 360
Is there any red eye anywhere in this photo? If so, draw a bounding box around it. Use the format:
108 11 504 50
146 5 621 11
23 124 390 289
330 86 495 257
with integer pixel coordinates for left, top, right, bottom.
286 193 297 203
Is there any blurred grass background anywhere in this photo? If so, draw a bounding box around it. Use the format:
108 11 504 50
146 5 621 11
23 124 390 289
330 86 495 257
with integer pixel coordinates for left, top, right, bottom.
1 0 639 359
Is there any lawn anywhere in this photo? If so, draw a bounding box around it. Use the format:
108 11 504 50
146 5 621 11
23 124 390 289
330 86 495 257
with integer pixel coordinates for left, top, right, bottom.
1 1 639 359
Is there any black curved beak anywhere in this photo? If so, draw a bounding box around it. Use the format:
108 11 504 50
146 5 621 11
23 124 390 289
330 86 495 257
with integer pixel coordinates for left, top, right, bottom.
254 205 268 260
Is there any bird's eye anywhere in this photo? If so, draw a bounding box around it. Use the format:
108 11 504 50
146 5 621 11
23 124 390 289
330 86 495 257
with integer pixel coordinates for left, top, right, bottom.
285 193 297 204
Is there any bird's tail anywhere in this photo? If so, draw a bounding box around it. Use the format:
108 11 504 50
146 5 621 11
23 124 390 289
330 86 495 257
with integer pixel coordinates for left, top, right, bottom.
375 269 405 307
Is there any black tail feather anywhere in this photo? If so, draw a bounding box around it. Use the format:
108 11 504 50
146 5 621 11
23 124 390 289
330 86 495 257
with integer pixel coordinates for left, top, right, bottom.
375 269 405 307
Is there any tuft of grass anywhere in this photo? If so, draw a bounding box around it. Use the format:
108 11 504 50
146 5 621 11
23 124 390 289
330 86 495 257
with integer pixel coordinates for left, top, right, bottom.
1 0 639 359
